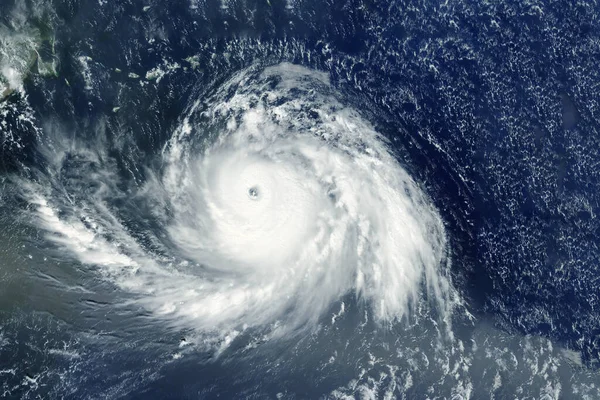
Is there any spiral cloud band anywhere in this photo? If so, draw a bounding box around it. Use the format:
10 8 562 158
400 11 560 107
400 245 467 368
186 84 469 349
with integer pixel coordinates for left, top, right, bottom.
31 63 452 337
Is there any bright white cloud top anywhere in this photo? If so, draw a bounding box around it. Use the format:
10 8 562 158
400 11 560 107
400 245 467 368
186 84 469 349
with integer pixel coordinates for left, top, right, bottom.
31 63 454 339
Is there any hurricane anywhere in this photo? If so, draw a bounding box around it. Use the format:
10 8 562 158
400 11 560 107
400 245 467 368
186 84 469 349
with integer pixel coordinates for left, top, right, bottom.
26 63 452 339
3 1 600 398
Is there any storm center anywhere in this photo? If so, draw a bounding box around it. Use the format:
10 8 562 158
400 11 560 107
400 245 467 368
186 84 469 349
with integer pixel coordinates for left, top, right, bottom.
248 186 259 200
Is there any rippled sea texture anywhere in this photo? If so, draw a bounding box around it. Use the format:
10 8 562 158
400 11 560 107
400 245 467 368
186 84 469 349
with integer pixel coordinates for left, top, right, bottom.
2 0 600 398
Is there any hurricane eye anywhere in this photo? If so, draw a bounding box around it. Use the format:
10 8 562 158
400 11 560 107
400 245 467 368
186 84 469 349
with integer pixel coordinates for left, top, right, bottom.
248 186 259 200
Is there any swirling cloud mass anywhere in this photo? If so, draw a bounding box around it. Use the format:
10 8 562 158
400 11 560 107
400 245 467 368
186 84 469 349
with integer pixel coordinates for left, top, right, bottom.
31 63 452 339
